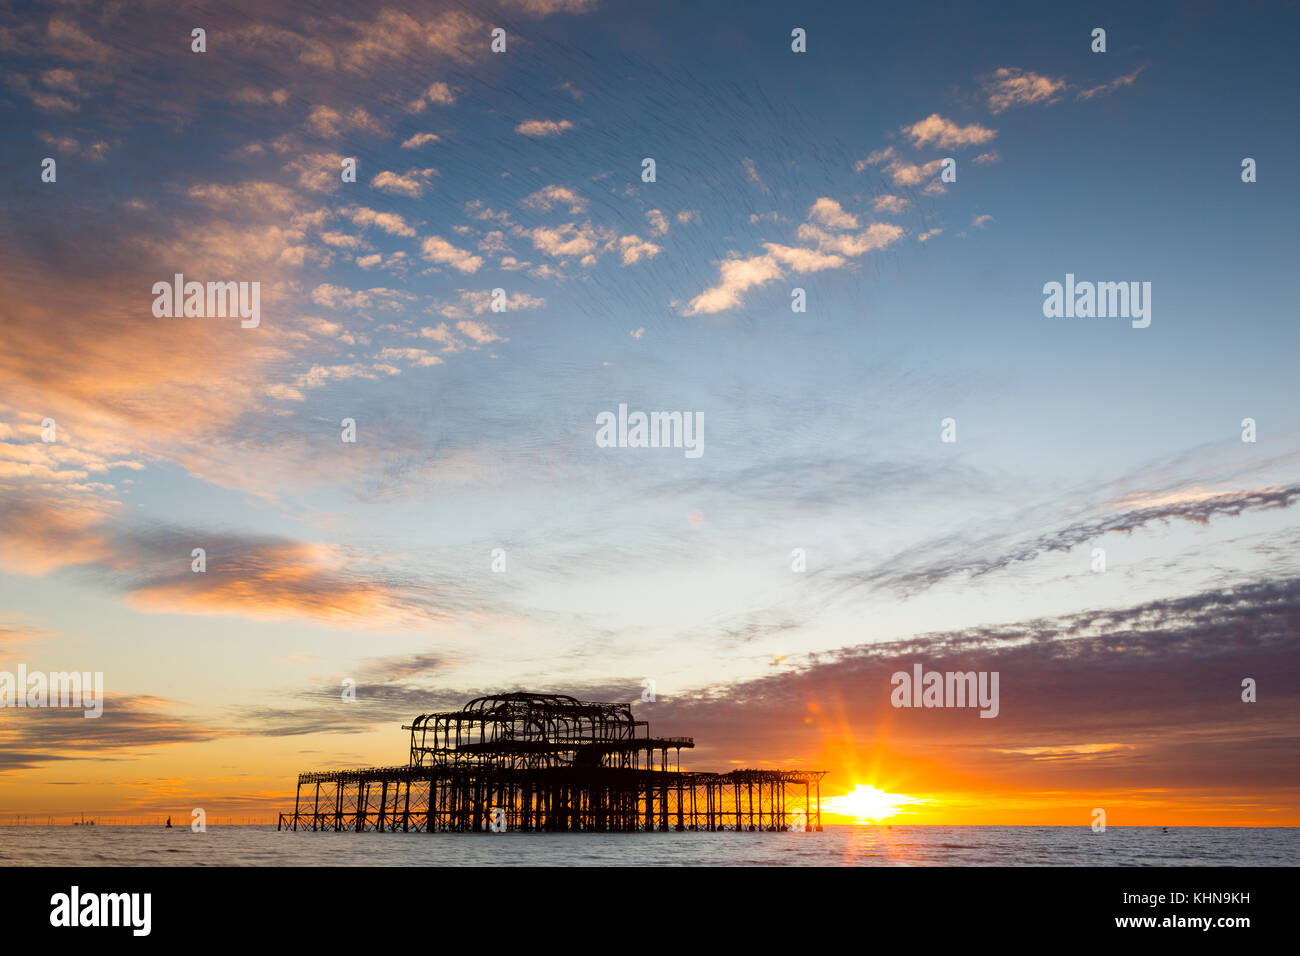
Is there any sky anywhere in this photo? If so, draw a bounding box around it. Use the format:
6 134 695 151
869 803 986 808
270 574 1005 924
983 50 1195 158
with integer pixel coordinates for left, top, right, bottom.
1 0 1298 826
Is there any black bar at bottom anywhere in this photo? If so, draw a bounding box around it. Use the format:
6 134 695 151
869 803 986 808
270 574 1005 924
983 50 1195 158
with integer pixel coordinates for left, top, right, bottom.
2 864 1288 942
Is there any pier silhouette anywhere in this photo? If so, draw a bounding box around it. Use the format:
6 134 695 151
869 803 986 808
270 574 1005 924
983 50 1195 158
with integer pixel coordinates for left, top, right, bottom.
279 693 825 833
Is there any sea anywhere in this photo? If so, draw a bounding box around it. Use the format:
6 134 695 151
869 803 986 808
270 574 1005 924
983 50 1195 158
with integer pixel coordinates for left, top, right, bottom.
3 825 1297 866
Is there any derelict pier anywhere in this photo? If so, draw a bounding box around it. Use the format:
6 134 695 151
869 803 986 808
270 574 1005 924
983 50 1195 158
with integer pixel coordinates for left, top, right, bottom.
277 693 825 833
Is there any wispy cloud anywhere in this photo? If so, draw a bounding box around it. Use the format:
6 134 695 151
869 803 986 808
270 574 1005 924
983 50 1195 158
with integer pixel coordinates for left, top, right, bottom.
685 200 904 315
840 484 1300 599
1077 65 1148 101
0 695 219 772
515 118 574 137
981 67 1068 113
371 168 436 197
903 113 997 148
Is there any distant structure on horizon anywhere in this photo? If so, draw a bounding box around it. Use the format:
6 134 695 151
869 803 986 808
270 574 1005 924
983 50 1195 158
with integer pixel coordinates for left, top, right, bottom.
278 692 825 833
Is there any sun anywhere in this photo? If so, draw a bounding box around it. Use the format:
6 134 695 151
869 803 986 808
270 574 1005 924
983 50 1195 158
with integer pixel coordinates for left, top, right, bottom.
822 784 926 823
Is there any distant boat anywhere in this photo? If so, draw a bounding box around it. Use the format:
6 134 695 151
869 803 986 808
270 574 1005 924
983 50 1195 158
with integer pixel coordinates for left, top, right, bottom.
165 817 172 829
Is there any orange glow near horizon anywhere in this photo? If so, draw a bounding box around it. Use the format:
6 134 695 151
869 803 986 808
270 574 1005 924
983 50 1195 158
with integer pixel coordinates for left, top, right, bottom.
1 691 1296 826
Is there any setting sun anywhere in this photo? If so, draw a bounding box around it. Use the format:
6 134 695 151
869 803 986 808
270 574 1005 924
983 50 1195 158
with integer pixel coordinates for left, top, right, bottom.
822 785 927 823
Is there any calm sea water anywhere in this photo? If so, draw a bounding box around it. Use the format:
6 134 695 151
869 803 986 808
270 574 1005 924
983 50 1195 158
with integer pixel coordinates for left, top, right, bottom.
3 825 1297 866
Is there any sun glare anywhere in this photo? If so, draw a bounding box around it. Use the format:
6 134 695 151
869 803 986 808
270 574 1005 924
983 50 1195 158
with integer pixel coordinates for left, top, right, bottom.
822 784 926 822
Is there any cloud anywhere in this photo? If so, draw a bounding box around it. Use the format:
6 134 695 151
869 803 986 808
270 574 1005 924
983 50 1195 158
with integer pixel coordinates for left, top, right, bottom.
522 185 587 214
124 537 420 623
0 198 317 500
646 209 670 236
12 70 85 111
648 577 1300 794
763 242 845 272
853 147 895 172
854 147 949 188
344 205 417 237
501 0 600 14
681 241 837 313
293 362 402 388
401 132 441 149
41 68 79 93
319 231 366 249
186 181 303 216
795 221 905 257
807 198 859 231
515 119 574 137
379 347 444 367
618 234 661 265
371 168 436 197
0 484 449 627
903 114 997 148
432 289 545 320
684 253 784 315
846 484 1300 599
972 214 994 228
310 284 415 310
46 16 115 64
464 200 513 226
1077 66 1147 101
873 195 909 214
282 152 348 192
236 8 485 75
686 204 904 315
884 158 945 187
420 235 484 273
306 104 382 138
236 679 471 739
231 86 290 106
38 132 79 153
528 222 600 259
0 695 219 772
407 81 456 112
0 620 51 651
0 495 116 575
456 320 506 345
478 230 510 254
982 67 1067 113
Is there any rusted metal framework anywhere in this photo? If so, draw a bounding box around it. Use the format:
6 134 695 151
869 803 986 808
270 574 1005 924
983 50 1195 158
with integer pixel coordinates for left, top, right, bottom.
279 693 825 833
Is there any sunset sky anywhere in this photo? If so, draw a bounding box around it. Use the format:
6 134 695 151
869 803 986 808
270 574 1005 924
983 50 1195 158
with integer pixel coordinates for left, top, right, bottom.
1 0 1298 826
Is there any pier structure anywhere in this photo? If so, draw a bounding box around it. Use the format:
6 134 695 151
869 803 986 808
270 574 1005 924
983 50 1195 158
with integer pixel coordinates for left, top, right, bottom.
278 693 825 833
